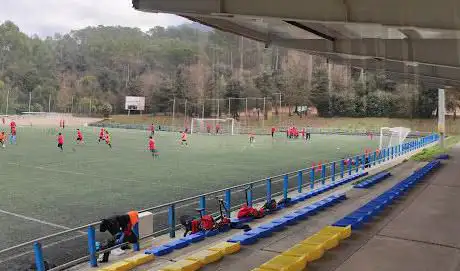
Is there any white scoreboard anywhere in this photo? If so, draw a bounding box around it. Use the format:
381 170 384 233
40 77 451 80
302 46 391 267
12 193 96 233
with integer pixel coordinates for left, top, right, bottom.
125 96 145 111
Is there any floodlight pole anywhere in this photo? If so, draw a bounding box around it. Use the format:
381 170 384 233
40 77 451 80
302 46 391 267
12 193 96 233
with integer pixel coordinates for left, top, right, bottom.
217 99 220 117
28 92 32 113
172 97 176 127
5 88 9 115
201 101 204 119
184 99 188 119
48 94 51 113
228 98 231 116
70 96 74 114
245 98 248 123
263 97 266 128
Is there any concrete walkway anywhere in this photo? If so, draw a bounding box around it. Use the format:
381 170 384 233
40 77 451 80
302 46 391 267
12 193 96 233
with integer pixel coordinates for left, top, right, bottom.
326 145 460 271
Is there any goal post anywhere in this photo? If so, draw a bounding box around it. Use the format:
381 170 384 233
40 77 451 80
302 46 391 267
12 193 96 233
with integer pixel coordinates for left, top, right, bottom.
379 127 411 149
190 118 236 135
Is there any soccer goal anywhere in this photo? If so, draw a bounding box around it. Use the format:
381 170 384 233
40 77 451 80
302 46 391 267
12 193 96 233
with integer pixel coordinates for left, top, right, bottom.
190 118 237 135
379 127 411 149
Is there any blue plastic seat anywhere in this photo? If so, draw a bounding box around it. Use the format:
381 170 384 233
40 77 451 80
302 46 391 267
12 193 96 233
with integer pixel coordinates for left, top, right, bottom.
333 216 364 229
231 217 253 225
293 209 310 220
259 221 286 232
184 232 206 243
228 233 258 245
245 227 272 238
291 195 305 203
347 210 373 223
205 229 220 237
145 244 174 256
303 205 319 215
283 214 299 225
167 238 190 249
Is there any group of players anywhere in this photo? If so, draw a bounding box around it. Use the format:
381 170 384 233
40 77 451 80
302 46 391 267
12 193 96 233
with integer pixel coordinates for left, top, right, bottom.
285 126 311 140
0 119 17 148
57 127 113 152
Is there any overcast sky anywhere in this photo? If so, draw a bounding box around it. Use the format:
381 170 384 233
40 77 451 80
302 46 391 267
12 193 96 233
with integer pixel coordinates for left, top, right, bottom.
0 0 190 37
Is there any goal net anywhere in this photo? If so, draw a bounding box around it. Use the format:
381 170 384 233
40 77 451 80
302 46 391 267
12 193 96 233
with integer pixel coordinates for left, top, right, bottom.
379 127 411 149
190 118 237 135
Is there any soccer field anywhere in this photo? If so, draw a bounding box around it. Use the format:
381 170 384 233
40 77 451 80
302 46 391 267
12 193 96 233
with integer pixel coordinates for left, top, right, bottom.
0 126 377 253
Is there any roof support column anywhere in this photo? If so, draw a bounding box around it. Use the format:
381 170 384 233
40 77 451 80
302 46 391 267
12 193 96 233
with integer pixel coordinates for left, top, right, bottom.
438 88 446 147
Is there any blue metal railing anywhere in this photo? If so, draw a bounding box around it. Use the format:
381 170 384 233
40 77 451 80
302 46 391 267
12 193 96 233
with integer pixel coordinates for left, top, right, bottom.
0 134 439 270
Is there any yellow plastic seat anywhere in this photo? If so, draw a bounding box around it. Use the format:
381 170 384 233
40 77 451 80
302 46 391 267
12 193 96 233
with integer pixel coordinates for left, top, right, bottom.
319 225 352 240
186 249 223 265
101 260 135 271
302 233 339 250
208 241 241 255
123 253 155 266
260 255 308 271
282 243 325 262
159 259 202 271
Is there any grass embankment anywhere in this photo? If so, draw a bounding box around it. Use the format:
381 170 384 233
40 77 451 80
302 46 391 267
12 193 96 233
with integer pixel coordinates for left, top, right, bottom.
411 136 460 161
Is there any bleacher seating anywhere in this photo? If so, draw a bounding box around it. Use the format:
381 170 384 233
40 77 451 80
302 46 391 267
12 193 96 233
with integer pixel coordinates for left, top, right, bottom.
227 194 346 245
353 171 391 189
253 159 441 271
334 160 440 229
146 172 366 257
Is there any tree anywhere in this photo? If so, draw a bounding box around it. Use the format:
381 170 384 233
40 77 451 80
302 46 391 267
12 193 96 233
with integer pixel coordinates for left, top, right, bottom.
225 79 243 119
310 67 329 116
99 103 113 118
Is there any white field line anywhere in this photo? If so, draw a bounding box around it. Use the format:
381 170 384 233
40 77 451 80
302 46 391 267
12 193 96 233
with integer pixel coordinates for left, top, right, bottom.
0 209 71 230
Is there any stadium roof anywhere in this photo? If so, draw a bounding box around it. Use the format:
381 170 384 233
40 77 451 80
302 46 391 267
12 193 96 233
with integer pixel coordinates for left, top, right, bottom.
133 0 460 88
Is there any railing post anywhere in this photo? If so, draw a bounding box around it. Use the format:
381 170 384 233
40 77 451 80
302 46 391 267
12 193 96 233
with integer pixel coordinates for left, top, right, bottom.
297 170 303 193
355 156 359 173
283 174 289 201
247 184 253 207
33 242 46 271
310 168 315 189
199 196 206 214
224 189 231 218
331 162 336 182
266 177 272 203
340 159 344 178
168 204 175 238
87 225 97 267
133 223 140 251
321 164 326 185
348 158 352 175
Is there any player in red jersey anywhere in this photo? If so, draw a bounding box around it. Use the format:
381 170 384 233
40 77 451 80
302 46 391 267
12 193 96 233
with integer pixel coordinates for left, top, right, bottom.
271 127 276 137
180 131 188 146
98 128 105 142
148 136 158 159
57 133 64 151
9 126 16 144
149 123 155 136
76 129 84 144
